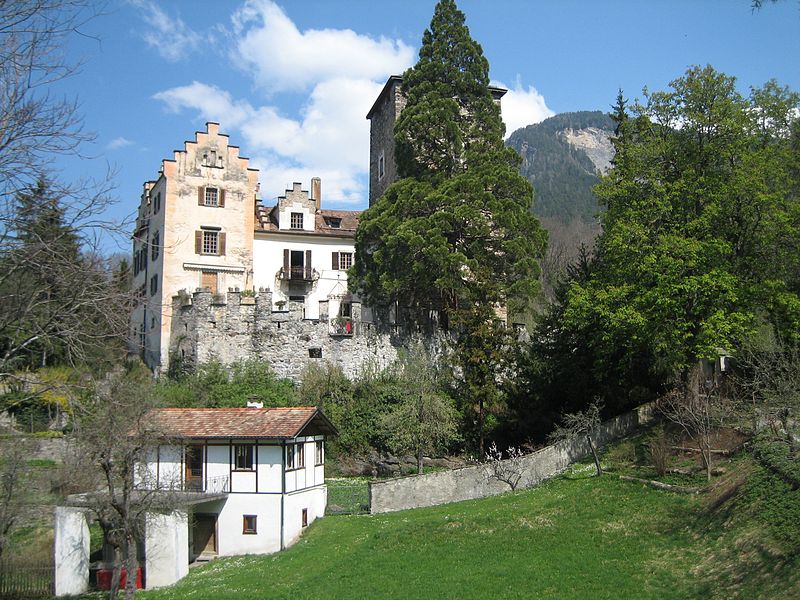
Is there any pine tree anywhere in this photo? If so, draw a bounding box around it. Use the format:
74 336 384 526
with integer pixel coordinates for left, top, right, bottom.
352 0 546 453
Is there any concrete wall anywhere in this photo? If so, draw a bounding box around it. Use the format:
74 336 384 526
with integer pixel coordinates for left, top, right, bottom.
54 506 90 597
145 511 189 589
369 404 655 514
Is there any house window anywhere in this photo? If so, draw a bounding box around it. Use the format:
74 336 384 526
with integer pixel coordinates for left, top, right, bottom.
301 508 308 528
152 192 161 215
315 441 324 465
290 212 303 229
151 231 160 261
243 515 257 535
286 443 305 470
195 227 227 256
308 348 322 359
204 187 219 206
338 252 353 271
234 445 254 471
327 217 341 229
149 274 158 296
378 150 385 180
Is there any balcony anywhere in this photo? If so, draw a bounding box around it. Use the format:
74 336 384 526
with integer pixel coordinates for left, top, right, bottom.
183 474 230 494
278 266 317 282
329 316 354 337
135 474 230 495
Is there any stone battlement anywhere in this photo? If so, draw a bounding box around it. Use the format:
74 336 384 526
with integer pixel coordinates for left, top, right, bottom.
170 288 421 381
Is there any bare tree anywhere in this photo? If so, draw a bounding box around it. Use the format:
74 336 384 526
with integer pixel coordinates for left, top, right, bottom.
734 333 800 454
0 1 131 395
483 442 525 491
549 399 604 476
0 437 38 559
69 367 177 600
656 366 731 482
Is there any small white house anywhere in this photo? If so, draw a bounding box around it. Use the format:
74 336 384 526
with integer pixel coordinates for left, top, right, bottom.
54 406 337 595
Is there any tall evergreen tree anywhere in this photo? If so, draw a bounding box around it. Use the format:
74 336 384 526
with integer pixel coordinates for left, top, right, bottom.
352 0 546 453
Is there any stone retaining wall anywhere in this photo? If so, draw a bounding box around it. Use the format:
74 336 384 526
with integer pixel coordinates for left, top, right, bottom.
369 404 655 514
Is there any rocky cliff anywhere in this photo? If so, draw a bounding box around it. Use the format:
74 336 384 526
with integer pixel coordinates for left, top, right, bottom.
506 111 615 224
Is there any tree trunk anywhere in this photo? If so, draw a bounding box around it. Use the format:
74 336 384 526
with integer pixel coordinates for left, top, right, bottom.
478 396 485 458
587 435 602 476
124 535 138 600
417 447 423 475
109 546 122 600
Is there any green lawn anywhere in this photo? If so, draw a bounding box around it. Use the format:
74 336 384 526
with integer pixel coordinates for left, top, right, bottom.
138 469 722 600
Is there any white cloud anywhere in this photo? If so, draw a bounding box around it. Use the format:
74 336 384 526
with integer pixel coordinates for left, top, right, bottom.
152 78 382 206
230 0 414 93
131 0 202 62
495 78 555 137
107 137 133 150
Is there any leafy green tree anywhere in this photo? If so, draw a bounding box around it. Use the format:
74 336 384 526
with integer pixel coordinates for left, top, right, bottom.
353 0 545 454
562 66 800 387
380 346 459 473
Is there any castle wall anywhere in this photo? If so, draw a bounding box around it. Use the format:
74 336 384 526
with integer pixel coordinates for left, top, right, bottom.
170 289 434 381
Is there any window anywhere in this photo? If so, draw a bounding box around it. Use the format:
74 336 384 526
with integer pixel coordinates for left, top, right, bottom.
327 217 341 229
301 508 308 528
151 231 160 261
203 231 218 254
378 150 385 180
196 228 226 256
234 445 254 471
286 443 305 470
204 187 218 206
308 348 322 359
338 252 353 270
149 274 158 296
152 192 161 214
243 515 257 535
315 441 324 465
290 212 303 229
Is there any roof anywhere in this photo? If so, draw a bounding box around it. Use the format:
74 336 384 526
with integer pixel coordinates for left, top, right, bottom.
146 407 338 440
255 205 360 238
366 74 508 120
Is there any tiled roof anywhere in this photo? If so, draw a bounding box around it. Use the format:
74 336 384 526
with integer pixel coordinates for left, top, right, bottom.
146 407 336 439
254 204 359 237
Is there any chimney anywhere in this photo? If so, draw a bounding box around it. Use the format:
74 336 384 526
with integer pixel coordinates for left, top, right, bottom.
311 177 321 210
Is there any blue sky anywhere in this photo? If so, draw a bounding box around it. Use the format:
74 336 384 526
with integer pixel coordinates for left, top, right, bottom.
56 0 799 253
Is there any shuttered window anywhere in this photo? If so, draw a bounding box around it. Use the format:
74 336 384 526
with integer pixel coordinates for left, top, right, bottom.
197 187 225 207
195 229 226 256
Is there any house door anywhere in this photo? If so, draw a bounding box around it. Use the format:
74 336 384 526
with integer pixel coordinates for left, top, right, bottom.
185 445 203 491
193 514 217 557
201 271 218 294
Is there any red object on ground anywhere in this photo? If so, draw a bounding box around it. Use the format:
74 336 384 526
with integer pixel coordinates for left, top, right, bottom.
96 567 143 590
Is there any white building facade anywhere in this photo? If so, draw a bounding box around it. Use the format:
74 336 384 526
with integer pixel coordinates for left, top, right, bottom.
54 406 336 595
131 123 360 372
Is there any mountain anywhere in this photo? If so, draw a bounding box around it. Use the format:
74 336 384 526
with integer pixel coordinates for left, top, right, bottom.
506 111 615 224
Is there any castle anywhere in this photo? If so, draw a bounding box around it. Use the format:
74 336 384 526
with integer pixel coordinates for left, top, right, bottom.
131 77 507 379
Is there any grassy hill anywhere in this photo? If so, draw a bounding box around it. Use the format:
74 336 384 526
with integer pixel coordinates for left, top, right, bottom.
135 434 799 600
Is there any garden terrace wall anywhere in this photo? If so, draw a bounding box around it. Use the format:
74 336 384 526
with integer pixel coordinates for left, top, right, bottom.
369 404 655 514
